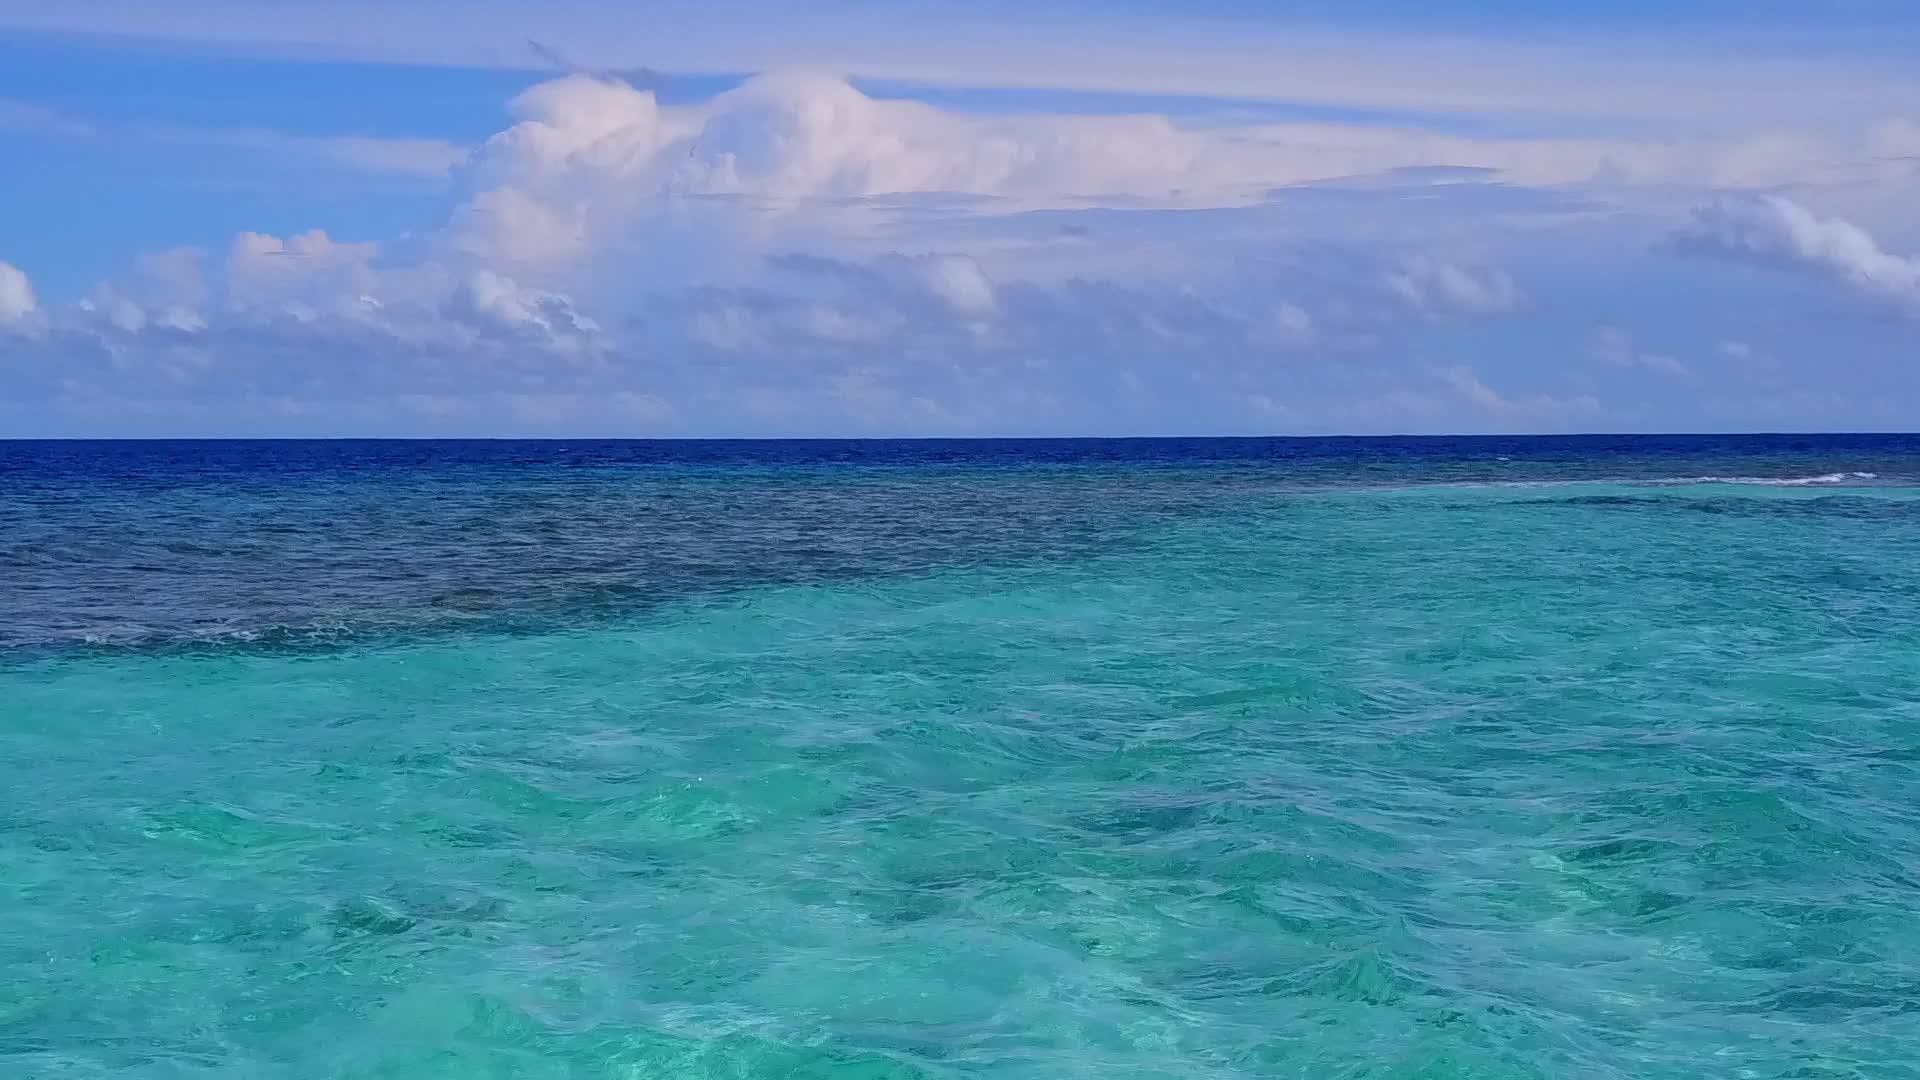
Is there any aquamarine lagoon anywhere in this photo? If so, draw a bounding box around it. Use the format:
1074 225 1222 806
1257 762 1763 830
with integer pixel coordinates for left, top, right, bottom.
4 436 1919 1077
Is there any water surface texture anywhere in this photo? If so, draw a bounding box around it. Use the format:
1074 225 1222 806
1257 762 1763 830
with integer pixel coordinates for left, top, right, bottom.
5 436 1920 1078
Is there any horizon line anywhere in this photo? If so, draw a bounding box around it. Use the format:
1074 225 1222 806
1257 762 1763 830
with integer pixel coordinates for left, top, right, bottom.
3 431 1916 443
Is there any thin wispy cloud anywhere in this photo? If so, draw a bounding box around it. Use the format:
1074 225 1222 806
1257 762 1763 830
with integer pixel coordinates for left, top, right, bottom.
7 1 1920 126
2 98 467 178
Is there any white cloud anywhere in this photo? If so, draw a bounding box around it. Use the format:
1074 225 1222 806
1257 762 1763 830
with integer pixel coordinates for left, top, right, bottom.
449 187 593 265
439 72 1919 278
10 66 1918 436
451 69 1311 261
228 229 382 312
10 227 607 400
1386 257 1520 315
1675 195 1920 313
916 254 996 315
453 269 603 352
1 231 1553 436
0 261 38 325
76 288 150 333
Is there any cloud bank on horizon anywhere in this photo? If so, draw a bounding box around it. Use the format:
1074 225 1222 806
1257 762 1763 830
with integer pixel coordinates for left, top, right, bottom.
1 3 1918 436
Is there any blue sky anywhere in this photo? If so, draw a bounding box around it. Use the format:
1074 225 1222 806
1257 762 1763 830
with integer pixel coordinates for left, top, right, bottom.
1 3 1918 436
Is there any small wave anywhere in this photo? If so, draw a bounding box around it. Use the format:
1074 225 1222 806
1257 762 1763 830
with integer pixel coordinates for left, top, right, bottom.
1357 471 1899 499
14 618 402 659
1655 472 1878 487
1388 471 1886 494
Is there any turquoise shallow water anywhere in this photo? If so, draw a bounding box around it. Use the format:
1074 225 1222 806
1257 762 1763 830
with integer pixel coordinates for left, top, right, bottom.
5 439 1920 1077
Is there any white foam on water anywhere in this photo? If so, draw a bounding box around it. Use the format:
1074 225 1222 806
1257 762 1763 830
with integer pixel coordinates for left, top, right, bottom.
1660 472 1878 487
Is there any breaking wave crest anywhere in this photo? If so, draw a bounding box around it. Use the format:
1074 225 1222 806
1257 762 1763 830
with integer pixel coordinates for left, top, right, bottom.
1657 471 1880 486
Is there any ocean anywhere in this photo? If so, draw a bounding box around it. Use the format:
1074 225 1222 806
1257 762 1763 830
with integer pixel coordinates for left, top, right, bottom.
4 435 1919 1078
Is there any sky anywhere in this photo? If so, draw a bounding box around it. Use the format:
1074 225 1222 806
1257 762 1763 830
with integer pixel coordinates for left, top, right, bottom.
1 2 1918 437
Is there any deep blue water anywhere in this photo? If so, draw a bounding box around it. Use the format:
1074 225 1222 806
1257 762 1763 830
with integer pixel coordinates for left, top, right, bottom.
7 433 1919 654
5 435 1920 1077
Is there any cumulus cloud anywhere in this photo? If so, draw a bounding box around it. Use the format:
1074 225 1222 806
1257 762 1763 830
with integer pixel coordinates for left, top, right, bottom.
8 224 606 392
18 67 1913 436
0 261 38 326
227 229 383 313
463 71 1288 213
2 230 1544 436
1674 195 1920 313
450 270 604 353
440 71 1908 276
